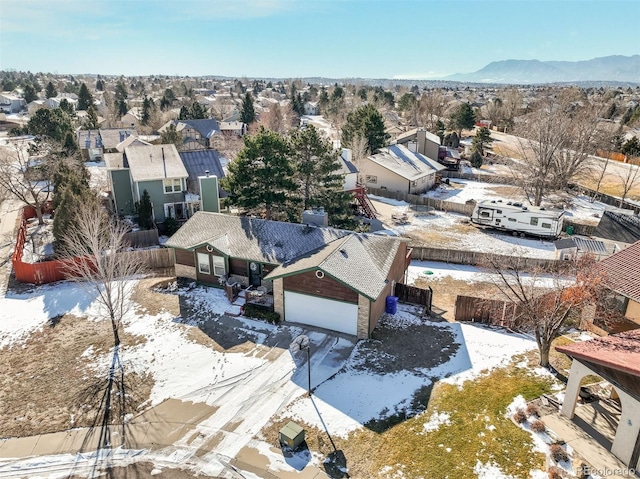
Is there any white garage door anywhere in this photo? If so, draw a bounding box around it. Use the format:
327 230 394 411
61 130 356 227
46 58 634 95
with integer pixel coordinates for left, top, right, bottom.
284 291 358 336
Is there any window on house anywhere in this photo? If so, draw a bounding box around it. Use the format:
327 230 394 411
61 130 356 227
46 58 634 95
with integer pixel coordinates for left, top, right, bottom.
365 175 377 184
530 217 539 226
164 178 182 193
197 253 210 274
164 202 188 220
212 256 226 277
541 222 551 229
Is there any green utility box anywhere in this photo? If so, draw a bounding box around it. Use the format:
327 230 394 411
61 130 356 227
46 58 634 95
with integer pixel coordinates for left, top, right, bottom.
279 421 305 449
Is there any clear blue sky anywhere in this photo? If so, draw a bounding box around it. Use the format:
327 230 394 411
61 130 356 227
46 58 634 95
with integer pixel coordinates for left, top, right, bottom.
1 0 638 79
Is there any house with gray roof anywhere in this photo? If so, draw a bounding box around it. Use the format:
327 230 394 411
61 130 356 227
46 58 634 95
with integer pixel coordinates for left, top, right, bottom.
165 212 410 338
178 149 225 195
159 118 221 150
360 144 446 194
99 128 138 152
106 144 196 222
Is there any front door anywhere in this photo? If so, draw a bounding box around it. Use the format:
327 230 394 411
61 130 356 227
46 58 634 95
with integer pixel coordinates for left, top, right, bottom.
249 261 261 287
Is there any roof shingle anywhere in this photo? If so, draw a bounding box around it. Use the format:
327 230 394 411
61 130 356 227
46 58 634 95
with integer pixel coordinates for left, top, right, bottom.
598 240 640 302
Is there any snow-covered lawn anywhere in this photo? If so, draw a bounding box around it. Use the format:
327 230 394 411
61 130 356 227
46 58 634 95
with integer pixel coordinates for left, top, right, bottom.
372 196 558 259
424 179 608 225
406 260 575 289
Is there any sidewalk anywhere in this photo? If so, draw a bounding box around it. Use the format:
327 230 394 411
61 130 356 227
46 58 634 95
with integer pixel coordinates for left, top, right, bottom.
0 199 22 293
0 398 329 478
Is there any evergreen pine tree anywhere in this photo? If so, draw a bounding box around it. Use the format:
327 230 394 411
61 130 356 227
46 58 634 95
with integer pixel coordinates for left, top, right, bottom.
240 92 256 124
341 104 390 154
220 127 296 220
45 81 58 98
77 83 94 110
137 189 154 229
84 105 100 130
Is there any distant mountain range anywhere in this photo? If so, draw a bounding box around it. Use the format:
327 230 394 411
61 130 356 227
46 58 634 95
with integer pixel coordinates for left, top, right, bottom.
444 55 640 84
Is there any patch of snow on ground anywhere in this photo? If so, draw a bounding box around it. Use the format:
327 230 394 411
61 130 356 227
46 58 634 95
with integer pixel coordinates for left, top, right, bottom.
284 318 539 436
474 460 517 479
0 281 99 349
122 310 267 406
368 194 410 207
506 394 528 417
407 260 575 288
395 209 558 259
253 440 316 473
423 411 451 433
441 324 537 386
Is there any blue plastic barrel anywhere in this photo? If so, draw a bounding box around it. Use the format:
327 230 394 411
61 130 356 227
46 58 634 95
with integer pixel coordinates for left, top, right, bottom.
385 296 399 314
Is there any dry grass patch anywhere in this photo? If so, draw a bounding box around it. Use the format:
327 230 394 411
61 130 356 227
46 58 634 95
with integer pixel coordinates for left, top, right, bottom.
0 313 152 438
131 277 180 317
260 364 553 478
413 276 500 320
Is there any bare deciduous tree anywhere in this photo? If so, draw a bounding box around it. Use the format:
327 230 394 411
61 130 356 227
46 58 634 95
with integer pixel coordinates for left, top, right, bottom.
0 142 54 225
259 102 296 134
61 203 148 455
615 158 640 207
61 203 147 349
348 133 370 184
212 133 244 163
516 96 602 206
486 255 602 368
417 90 446 132
589 156 611 203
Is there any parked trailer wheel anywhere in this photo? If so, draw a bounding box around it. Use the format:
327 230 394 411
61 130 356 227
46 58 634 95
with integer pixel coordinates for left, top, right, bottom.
520 233 525 238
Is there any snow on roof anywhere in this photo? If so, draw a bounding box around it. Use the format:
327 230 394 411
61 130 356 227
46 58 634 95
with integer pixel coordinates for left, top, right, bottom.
124 144 188 183
367 144 445 181
556 329 640 377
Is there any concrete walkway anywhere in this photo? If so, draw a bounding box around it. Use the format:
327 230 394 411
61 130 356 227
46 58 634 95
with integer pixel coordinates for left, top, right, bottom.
0 398 330 478
0 198 22 293
541 407 637 479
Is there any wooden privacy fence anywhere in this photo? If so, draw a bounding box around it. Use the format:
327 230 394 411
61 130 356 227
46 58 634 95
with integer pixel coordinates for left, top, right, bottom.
454 295 519 327
409 245 559 272
124 228 159 248
367 187 475 216
395 283 432 313
440 170 514 184
12 206 175 284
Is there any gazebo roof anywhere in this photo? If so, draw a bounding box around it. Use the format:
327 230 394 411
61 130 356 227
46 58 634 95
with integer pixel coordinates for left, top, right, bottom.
557 329 640 377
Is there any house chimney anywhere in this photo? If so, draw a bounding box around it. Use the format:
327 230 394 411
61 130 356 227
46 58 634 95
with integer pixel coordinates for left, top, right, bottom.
205 170 210 177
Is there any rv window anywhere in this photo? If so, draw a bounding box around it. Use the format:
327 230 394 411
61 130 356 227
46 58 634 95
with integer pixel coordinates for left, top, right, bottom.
480 211 490 218
530 217 539 226
508 218 516 222
495 219 501 224
541 223 551 228
496 210 502 214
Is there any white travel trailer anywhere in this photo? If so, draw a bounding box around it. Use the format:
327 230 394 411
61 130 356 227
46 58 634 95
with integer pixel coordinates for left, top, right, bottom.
471 199 565 238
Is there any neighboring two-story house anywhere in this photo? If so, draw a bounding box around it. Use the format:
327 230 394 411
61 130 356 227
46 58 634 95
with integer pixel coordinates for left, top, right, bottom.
106 144 193 222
